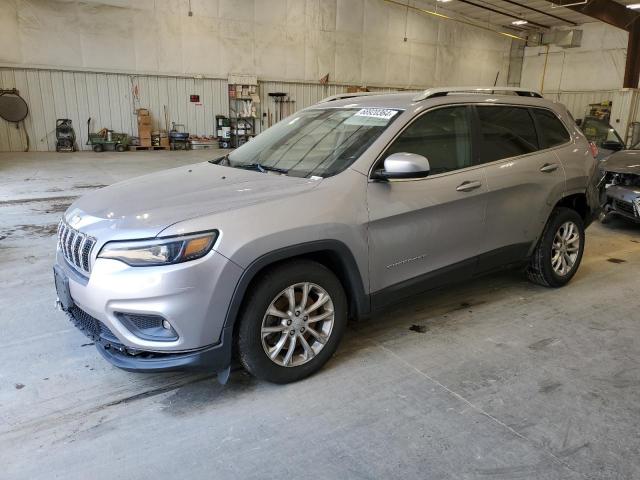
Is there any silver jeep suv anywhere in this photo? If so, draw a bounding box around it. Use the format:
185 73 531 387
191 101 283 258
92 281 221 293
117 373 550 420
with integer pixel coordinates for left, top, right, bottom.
54 87 599 383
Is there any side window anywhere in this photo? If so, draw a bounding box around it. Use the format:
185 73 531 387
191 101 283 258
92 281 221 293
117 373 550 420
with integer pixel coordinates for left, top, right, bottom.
532 109 571 148
383 106 472 175
477 106 538 163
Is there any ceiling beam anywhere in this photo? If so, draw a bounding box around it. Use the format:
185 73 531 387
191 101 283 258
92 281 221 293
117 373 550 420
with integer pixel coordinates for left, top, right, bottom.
567 0 638 30
455 0 551 29
625 22 640 89
496 0 578 26
567 0 640 88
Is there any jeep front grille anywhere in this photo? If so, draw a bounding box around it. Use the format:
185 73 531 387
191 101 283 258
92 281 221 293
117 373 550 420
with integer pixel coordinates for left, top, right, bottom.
57 220 96 274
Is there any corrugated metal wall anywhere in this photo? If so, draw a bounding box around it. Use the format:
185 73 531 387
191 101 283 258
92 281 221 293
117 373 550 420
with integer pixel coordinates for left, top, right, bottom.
0 68 228 152
0 67 420 152
546 89 640 144
5 65 637 152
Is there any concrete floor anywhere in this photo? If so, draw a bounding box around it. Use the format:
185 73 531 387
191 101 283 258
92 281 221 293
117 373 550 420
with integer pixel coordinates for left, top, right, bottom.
1 151 640 480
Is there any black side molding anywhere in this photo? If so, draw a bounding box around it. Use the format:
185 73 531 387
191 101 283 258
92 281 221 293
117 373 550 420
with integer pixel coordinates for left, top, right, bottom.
223 240 370 329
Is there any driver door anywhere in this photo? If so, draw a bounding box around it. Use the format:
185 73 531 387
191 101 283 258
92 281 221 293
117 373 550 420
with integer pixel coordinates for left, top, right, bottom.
366 105 488 308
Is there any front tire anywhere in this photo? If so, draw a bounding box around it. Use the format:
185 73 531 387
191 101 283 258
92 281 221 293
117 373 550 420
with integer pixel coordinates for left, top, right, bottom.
527 207 585 288
237 260 348 384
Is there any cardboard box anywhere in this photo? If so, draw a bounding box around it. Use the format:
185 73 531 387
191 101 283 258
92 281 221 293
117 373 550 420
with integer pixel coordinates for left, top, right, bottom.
138 117 152 127
136 108 150 116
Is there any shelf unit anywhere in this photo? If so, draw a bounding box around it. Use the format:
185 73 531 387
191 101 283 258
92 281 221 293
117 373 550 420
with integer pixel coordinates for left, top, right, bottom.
227 75 259 148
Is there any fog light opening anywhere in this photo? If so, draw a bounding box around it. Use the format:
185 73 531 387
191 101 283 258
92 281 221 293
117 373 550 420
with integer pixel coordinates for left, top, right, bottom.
162 319 172 330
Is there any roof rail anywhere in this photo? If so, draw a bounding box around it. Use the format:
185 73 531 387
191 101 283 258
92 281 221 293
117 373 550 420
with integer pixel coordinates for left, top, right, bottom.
318 92 389 103
413 87 543 102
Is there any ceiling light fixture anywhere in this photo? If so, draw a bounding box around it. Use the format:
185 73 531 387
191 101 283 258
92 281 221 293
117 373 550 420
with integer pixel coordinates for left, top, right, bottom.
627 3 640 9
511 20 528 25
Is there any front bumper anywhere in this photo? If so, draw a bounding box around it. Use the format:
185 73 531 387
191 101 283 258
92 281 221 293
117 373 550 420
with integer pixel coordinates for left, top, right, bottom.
95 326 234 373
56 246 243 372
602 184 640 223
62 301 233 372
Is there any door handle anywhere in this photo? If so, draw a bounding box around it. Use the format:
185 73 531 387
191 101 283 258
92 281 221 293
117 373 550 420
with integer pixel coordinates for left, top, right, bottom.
456 180 482 192
540 163 559 173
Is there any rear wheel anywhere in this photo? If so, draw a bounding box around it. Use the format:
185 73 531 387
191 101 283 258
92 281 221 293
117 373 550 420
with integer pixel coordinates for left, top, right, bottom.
527 207 585 287
92 144 103 153
238 260 347 383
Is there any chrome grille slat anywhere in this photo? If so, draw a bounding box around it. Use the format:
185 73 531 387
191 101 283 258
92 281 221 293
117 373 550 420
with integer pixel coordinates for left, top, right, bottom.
65 228 74 259
72 233 83 266
82 238 95 271
62 226 69 258
57 220 96 275
77 235 87 271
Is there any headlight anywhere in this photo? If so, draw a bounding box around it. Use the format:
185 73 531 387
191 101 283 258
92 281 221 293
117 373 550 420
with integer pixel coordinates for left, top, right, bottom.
98 231 218 266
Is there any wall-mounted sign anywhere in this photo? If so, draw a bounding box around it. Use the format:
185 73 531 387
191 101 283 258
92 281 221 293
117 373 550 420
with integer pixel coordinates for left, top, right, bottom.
190 94 200 103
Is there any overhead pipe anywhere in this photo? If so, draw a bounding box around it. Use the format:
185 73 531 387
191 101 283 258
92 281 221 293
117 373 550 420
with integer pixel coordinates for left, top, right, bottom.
496 0 577 26
454 0 550 29
383 0 527 42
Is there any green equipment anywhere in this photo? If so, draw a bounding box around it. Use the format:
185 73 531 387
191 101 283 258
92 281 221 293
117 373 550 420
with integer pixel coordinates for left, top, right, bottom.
86 117 130 152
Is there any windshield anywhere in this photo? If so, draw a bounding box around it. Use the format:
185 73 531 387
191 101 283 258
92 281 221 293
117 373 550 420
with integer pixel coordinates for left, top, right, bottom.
214 107 401 178
581 117 624 149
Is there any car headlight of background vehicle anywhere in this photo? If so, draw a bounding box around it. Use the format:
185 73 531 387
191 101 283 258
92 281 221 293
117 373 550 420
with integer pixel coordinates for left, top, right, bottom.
98 231 218 266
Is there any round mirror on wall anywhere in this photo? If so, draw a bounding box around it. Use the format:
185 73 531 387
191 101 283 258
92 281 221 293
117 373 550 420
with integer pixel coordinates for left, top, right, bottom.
0 91 29 123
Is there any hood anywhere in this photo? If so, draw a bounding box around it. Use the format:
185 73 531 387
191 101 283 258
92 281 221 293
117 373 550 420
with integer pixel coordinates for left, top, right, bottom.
601 150 640 175
64 162 321 239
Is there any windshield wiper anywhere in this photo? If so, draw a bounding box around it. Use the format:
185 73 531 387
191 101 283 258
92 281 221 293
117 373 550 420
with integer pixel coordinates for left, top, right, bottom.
209 154 229 165
236 163 289 175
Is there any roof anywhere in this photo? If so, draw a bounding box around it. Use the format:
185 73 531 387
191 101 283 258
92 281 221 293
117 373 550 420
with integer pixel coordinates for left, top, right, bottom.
310 89 560 111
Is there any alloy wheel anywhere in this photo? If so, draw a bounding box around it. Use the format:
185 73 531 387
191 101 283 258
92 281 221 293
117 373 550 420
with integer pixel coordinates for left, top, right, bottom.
261 282 335 367
551 221 580 276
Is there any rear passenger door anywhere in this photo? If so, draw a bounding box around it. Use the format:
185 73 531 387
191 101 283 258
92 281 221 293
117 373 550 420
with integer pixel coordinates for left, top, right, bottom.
477 105 568 269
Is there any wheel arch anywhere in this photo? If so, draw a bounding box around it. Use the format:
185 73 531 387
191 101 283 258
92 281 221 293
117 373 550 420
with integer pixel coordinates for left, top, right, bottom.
223 240 370 333
555 192 591 226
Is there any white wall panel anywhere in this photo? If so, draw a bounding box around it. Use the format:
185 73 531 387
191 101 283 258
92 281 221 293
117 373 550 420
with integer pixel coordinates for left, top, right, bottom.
0 68 228 151
522 22 631 93
1 0 511 89
1 67 424 151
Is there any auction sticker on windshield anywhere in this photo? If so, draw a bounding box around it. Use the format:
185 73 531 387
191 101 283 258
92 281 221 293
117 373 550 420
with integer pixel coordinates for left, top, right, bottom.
355 108 398 120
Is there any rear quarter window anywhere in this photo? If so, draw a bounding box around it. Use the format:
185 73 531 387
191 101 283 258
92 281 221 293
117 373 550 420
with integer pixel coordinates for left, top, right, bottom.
532 109 571 149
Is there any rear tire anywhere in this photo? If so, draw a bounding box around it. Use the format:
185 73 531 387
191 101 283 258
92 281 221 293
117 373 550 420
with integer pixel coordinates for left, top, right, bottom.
237 260 347 384
92 144 103 153
527 207 585 288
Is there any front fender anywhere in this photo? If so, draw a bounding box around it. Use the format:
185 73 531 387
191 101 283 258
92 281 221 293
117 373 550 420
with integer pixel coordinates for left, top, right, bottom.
223 239 370 331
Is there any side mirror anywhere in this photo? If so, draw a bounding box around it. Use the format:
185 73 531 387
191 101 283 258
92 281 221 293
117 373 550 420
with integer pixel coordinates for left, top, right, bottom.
601 140 624 152
373 152 430 180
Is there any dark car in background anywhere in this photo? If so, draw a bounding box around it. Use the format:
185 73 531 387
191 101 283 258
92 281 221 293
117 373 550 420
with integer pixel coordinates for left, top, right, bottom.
578 116 626 160
600 146 640 224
